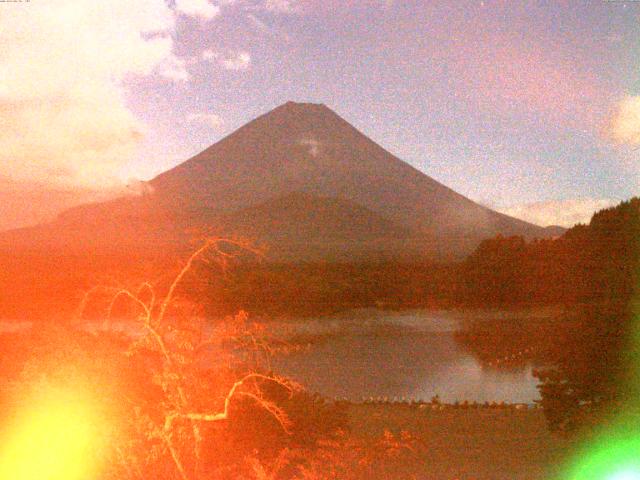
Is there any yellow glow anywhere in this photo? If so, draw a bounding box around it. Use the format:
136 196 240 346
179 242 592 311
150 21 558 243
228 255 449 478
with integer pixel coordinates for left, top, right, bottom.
0 386 107 480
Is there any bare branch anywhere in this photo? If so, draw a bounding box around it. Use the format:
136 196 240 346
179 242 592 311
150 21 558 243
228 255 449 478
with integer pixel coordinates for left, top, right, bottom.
161 431 190 480
136 281 157 312
108 288 152 322
157 238 261 324
164 373 296 432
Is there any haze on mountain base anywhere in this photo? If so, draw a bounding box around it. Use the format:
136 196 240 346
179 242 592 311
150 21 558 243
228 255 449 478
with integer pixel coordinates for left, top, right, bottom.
0 102 560 261
0 177 152 232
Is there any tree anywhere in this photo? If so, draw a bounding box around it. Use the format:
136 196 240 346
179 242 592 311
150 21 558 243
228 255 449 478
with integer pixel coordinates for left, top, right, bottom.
534 199 640 434
461 235 529 305
535 305 632 434
65 239 299 479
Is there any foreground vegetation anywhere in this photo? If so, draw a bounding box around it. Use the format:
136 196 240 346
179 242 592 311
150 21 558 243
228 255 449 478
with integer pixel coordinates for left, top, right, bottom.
0 199 638 478
0 317 573 480
347 403 571 480
0 240 423 479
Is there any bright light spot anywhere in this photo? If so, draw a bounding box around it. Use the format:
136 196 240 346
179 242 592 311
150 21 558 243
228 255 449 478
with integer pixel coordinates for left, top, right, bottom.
0 386 107 480
609 469 640 480
607 469 640 480
565 429 640 480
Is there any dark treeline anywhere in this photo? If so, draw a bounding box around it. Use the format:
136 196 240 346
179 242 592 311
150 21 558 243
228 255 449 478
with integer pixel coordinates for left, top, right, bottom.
532 198 640 433
1 199 638 327
461 198 639 308
192 198 638 318
193 261 460 318
451 198 640 432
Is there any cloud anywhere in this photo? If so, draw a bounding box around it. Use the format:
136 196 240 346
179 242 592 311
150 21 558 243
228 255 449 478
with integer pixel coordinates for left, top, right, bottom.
298 138 322 157
174 0 221 19
498 198 619 228
221 51 252 70
0 175 131 229
124 179 156 197
607 96 640 145
201 49 219 61
0 0 194 188
247 13 273 33
187 112 225 130
158 56 191 82
201 49 251 70
264 0 301 14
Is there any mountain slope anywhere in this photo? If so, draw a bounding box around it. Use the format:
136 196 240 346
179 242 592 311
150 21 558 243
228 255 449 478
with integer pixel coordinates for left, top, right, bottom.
216 192 423 261
1 102 555 260
220 192 412 241
0 101 563 319
150 101 548 242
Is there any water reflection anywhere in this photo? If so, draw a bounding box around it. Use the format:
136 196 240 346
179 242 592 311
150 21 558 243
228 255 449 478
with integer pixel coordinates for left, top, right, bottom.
0 309 543 403
271 309 541 403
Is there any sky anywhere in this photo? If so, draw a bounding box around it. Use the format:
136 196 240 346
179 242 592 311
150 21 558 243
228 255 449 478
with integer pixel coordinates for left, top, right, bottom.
1 0 639 226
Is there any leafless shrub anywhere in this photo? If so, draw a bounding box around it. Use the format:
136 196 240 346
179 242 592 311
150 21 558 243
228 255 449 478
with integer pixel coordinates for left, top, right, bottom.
78 238 301 480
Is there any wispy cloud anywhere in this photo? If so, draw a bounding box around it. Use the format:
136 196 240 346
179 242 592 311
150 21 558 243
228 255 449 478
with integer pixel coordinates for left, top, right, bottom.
498 198 619 227
174 0 221 19
124 179 156 196
200 49 252 70
187 112 225 131
299 138 322 157
263 0 301 14
159 56 191 82
201 49 219 61
606 96 640 146
245 12 291 41
221 51 252 70
247 12 273 33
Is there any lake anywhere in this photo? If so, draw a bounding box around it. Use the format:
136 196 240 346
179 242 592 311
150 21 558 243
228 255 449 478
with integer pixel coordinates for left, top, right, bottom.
0 308 543 404
270 309 541 404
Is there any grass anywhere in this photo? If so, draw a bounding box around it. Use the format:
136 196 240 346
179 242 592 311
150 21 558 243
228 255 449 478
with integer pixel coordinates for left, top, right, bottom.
347 403 573 480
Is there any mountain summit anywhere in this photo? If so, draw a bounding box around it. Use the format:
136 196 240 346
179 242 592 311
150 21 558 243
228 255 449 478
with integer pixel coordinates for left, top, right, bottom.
2 102 553 260
148 101 549 257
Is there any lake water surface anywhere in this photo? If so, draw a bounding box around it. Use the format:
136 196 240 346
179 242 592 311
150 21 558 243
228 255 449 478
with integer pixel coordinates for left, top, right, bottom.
270 309 541 404
0 309 542 404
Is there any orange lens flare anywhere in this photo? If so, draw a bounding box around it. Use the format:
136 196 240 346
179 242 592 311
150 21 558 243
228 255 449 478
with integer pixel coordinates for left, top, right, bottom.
0 386 107 480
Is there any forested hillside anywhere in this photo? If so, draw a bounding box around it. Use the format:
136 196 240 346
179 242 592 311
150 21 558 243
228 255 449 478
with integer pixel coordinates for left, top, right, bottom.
460 198 640 308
